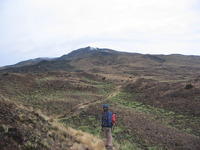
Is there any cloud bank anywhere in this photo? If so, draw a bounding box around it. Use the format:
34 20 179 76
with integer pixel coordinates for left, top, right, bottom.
0 0 200 66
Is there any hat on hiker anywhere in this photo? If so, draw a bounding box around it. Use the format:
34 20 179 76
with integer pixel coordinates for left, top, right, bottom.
103 104 108 109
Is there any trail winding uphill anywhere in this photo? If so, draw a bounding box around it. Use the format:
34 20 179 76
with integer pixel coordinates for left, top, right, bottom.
60 85 122 119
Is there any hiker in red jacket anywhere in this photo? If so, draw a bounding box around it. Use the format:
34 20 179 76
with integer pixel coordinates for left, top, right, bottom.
102 104 113 149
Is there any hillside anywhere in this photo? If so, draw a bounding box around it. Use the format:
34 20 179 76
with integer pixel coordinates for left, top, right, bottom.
3 58 55 69
0 72 199 150
0 97 105 150
0 98 74 150
0 47 200 149
1 47 200 81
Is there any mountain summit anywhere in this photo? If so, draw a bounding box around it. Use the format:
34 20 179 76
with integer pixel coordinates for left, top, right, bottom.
59 46 118 60
0 47 200 81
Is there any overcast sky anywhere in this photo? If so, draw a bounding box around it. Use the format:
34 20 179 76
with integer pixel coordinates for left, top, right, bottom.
0 0 200 66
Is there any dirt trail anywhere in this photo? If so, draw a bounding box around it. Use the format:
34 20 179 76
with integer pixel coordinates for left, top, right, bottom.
57 86 122 150
60 85 122 119
107 86 122 99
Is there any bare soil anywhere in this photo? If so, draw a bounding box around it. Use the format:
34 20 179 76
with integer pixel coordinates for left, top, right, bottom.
125 78 200 117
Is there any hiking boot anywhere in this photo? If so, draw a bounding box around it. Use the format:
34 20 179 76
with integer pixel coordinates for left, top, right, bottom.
106 146 113 150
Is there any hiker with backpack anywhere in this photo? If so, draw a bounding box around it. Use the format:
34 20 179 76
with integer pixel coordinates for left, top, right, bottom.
102 104 115 150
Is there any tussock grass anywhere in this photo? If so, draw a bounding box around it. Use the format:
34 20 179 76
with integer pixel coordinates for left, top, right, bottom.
68 127 105 150
34 108 105 150
51 119 106 150
36 108 106 150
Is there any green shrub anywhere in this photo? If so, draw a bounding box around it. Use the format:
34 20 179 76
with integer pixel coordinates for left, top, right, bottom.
25 141 38 150
2 124 8 133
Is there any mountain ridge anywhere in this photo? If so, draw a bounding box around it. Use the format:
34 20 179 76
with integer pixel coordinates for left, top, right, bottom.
2 46 200 68
1 48 200 149
1 47 200 81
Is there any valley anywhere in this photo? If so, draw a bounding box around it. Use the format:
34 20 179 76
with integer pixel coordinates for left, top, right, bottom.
0 47 200 150
0 71 199 150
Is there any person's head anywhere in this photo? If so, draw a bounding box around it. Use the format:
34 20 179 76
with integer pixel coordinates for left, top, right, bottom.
103 104 108 112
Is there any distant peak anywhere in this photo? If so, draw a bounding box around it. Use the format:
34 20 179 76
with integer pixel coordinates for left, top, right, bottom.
88 46 98 51
78 46 98 51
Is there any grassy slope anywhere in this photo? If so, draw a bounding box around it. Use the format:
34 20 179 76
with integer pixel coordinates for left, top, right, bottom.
0 97 76 150
0 72 200 150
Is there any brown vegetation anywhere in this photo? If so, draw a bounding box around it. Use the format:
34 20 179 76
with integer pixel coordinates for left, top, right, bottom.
0 48 200 149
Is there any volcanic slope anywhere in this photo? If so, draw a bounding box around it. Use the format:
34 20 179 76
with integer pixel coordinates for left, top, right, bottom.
0 72 200 150
1 47 200 82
